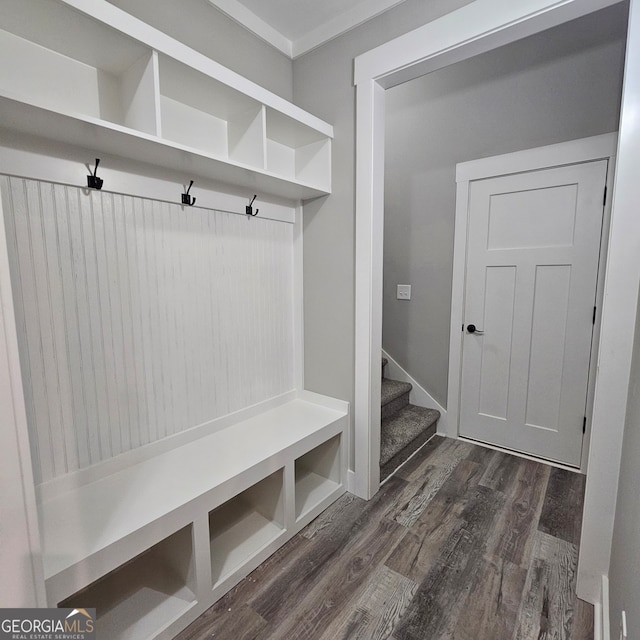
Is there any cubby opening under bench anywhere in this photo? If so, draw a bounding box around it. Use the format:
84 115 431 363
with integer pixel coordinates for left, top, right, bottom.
38 391 348 640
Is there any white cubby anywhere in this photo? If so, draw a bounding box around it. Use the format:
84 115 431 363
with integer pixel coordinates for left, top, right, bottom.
59 526 196 640
0 0 159 135
0 0 332 200
266 108 331 191
158 55 264 166
295 434 342 520
209 469 285 586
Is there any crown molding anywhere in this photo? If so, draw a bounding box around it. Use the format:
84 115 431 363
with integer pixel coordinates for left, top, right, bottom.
208 0 409 59
207 0 292 56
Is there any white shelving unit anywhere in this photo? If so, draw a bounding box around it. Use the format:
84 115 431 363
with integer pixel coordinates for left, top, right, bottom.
0 0 332 200
37 392 348 640
0 3 343 636
60 526 197 640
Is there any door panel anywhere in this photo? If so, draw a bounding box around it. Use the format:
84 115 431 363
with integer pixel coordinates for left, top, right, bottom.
478 265 516 420
487 184 578 250
459 160 607 466
525 264 571 431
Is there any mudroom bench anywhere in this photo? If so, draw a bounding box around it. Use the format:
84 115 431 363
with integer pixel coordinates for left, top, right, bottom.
37 391 348 640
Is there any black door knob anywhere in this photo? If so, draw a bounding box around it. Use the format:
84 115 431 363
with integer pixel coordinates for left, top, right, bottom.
466 324 484 334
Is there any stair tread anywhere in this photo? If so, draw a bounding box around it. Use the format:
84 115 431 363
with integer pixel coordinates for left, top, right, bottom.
380 423 438 481
381 378 412 407
380 404 440 466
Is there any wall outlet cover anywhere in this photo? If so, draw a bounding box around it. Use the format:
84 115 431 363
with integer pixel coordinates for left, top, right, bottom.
397 284 411 300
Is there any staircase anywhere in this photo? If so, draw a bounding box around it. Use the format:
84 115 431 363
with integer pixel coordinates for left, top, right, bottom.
380 357 440 480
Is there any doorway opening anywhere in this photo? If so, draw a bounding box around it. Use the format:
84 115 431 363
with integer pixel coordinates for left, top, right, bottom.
377 4 626 483
353 0 632 503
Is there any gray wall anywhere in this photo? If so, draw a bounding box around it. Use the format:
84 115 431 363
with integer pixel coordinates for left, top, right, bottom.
608 286 640 640
293 0 474 467
106 0 293 100
382 5 626 408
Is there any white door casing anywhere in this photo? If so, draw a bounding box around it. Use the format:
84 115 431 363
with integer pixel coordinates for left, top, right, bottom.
459 159 608 466
353 0 623 501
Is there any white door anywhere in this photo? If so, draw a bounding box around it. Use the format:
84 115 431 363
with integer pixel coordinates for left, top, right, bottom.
459 159 607 466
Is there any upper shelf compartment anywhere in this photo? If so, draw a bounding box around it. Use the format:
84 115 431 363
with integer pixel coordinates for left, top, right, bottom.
0 0 332 201
0 0 160 136
158 55 265 169
266 109 331 194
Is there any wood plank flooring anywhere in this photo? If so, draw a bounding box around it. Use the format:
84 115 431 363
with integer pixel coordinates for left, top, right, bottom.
174 436 592 640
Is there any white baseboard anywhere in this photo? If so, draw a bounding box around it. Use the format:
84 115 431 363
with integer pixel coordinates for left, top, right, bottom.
597 574 610 640
382 349 447 433
347 469 356 494
595 602 602 640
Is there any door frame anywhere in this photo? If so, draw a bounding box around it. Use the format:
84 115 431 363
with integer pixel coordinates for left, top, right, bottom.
448 133 617 472
353 0 625 501
353 0 640 604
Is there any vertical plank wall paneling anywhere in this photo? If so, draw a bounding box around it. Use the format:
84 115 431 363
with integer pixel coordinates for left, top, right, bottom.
0 176 295 485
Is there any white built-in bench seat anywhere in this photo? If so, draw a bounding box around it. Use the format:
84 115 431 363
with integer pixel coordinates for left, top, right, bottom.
37 391 348 640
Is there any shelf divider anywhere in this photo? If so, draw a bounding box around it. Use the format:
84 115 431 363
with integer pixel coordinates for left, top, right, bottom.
121 50 161 136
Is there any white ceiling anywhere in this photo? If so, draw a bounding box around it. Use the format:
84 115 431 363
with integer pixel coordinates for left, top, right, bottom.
207 0 409 58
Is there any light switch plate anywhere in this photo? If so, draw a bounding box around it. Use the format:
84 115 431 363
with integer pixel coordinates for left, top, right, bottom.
397 284 411 300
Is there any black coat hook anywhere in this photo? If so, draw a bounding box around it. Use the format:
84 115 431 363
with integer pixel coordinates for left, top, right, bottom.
87 158 103 190
246 194 259 216
182 180 196 206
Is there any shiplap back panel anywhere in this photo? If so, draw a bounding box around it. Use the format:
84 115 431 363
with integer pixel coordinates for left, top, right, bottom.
1 176 295 484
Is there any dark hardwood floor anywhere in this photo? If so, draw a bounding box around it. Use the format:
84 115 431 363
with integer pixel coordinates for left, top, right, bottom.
174 436 593 640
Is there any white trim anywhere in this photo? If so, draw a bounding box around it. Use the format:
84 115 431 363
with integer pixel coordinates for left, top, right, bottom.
578 0 640 602
207 0 410 59
354 79 385 499
0 194 46 605
455 133 618 182
581 145 617 472
293 204 305 390
381 349 447 433
353 0 638 599
291 0 410 58
448 134 617 470
206 0 293 57
346 469 357 494
594 602 603 640
599 574 611 640
354 0 621 87
446 176 472 441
